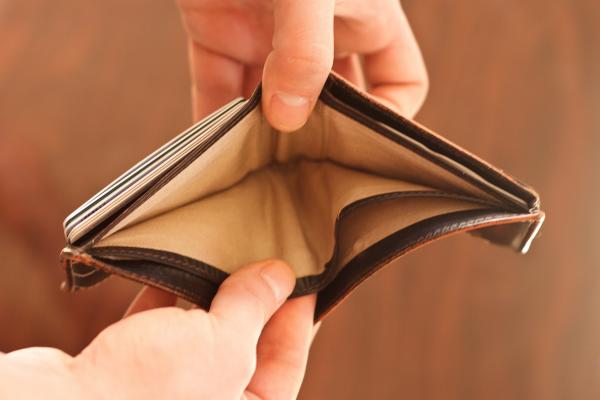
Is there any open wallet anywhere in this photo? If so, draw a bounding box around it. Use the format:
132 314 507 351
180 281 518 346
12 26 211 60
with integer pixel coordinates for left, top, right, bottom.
60 73 545 320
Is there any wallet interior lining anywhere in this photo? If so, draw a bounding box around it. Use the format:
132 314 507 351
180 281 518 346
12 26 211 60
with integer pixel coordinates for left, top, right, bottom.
96 158 490 277
103 102 503 237
94 101 503 278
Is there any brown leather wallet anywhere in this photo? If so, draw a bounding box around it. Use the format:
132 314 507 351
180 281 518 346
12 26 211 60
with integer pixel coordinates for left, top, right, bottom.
60 73 544 320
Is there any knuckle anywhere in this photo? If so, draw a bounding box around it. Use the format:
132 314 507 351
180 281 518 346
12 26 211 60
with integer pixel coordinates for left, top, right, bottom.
279 44 333 77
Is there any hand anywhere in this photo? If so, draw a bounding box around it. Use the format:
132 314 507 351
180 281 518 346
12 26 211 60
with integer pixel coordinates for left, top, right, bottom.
177 0 428 130
0 260 317 399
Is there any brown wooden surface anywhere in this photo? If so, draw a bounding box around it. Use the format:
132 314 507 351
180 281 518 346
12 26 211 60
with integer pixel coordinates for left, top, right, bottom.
1 1 598 399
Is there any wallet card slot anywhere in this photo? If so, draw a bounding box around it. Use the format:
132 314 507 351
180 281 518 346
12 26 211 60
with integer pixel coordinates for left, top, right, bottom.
315 208 534 319
319 88 527 212
65 98 247 243
88 246 228 283
322 74 539 211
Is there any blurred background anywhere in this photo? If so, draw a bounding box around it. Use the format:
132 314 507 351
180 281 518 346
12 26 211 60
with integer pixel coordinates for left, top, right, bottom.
0 0 598 399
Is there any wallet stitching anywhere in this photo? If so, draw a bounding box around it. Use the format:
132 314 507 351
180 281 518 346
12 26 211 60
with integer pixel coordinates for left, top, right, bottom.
64 250 216 304
89 247 228 281
340 190 494 217
90 248 203 269
100 257 210 302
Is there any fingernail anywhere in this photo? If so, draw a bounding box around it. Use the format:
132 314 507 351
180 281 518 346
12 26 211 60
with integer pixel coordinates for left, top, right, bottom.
260 261 294 304
269 92 310 132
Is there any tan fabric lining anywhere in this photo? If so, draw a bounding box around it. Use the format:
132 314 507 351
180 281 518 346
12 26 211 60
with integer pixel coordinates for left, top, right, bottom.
96 101 495 277
336 196 486 268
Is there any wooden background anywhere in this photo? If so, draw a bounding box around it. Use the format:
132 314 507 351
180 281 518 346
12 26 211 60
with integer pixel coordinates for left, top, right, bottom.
0 0 598 399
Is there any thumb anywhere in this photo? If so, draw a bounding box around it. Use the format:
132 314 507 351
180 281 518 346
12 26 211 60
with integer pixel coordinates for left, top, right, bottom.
262 0 335 132
210 259 296 343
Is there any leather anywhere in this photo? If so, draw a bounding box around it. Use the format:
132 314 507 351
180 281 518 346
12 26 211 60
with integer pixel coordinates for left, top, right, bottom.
59 73 544 321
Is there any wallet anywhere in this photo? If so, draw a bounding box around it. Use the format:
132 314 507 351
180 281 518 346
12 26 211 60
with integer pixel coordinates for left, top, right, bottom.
60 73 545 320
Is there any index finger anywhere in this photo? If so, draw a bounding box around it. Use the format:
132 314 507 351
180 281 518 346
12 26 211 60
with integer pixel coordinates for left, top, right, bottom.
261 0 335 132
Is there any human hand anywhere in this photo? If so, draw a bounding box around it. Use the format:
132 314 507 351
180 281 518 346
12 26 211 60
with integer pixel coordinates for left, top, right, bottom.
177 0 428 129
1 260 317 400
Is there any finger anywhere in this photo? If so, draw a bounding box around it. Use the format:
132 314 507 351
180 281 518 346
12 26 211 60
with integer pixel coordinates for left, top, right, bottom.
363 3 428 118
188 41 245 120
245 294 316 400
332 54 365 89
123 286 177 318
262 0 335 132
210 260 296 343
333 0 395 54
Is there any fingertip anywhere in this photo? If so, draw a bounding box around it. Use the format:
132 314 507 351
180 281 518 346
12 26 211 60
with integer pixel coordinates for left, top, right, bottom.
210 259 297 334
259 259 296 304
261 42 332 132
264 91 311 132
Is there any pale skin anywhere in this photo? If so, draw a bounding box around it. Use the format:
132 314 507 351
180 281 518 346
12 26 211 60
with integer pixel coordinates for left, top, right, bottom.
0 0 427 398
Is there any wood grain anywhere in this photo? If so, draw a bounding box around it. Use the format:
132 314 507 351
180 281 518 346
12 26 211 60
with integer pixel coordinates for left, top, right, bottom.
0 1 598 399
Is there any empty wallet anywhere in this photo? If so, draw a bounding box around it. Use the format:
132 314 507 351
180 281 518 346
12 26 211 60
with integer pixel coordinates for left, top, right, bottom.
60 73 545 320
